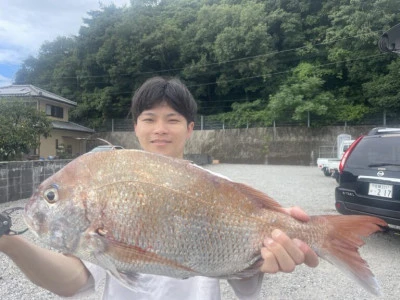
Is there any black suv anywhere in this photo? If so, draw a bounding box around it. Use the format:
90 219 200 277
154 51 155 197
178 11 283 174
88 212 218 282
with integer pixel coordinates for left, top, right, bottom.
335 127 400 226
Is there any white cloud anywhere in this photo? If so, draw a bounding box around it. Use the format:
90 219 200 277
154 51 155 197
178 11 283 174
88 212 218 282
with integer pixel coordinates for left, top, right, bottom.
0 73 12 87
0 48 28 65
0 0 130 82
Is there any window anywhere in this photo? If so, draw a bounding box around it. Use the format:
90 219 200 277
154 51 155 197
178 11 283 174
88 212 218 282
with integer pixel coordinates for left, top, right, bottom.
347 135 400 168
46 104 64 118
66 145 72 155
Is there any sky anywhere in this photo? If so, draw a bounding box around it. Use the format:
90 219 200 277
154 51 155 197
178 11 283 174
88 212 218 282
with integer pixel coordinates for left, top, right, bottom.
0 0 131 87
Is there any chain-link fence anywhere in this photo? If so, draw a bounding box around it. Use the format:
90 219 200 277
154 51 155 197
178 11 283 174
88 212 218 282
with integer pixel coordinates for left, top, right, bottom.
95 110 400 132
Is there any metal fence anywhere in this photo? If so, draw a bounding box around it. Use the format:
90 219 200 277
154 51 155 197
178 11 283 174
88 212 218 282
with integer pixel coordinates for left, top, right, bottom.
95 117 273 132
95 111 400 132
318 146 337 159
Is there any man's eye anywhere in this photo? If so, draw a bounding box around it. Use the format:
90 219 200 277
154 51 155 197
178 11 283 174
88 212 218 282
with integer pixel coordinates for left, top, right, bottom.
142 118 154 123
168 119 179 123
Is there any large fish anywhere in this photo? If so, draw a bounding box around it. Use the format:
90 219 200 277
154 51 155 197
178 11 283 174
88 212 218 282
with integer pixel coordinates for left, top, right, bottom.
24 150 387 295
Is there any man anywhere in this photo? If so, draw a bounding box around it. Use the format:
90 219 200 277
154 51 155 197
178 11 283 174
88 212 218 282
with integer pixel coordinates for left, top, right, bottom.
0 76 318 299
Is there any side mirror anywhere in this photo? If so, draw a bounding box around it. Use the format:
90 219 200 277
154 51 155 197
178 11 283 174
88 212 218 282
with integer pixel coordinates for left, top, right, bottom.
379 23 400 54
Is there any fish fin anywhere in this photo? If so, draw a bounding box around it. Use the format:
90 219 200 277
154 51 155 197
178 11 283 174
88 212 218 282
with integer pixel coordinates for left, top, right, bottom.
95 252 140 290
235 182 285 212
311 215 387 296
95 252 153 294
223 258 264 279
101 236 196 274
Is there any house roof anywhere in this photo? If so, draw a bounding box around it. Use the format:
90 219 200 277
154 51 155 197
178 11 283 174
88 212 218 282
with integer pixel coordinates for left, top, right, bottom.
52 120 95 133
0 84 77 106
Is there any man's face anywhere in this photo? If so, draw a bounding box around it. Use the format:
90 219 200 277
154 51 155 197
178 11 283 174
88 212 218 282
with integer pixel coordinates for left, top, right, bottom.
134 102 194 158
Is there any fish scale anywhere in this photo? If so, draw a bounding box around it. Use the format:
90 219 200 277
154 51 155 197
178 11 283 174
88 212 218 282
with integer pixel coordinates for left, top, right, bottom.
24 149 388 295
93 180 258 277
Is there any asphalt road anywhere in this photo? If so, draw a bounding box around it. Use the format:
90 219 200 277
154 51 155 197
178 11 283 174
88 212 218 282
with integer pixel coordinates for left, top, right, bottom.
0 164 399 300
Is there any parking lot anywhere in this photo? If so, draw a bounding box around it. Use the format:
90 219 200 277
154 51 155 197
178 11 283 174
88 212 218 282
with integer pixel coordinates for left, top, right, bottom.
0 164 399 299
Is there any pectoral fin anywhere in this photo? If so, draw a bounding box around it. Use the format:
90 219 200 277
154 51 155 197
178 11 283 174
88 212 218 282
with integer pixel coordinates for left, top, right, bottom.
105 237 195 273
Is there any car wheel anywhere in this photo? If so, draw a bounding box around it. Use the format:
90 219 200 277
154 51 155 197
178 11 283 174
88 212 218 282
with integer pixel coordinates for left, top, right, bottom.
323 167 331 176
333 171 339 183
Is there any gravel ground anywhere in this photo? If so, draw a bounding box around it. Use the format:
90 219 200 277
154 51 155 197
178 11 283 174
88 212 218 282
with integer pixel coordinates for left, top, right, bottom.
1 164 399 300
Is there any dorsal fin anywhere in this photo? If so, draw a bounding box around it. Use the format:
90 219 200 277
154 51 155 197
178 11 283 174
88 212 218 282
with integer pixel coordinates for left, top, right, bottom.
235 182 285 213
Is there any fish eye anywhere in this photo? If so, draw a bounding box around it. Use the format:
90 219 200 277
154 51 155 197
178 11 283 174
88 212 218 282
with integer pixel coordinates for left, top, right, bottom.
43 186 59 204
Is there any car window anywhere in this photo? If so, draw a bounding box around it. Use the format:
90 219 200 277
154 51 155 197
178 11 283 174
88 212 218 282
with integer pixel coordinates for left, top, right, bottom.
346 135 400 168
89 145 124 152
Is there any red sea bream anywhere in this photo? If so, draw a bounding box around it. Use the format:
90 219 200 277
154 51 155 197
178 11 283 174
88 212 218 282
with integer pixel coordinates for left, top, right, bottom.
24 150 387 295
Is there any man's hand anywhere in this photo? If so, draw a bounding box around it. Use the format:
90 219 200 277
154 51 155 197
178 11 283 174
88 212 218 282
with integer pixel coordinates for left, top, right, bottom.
259 206 319 274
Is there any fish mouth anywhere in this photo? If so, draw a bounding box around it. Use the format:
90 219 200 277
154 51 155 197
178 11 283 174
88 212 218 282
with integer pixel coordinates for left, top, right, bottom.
25 194 89 253
23 208 49 236
24 195 80 252
24 194 46 234
25 211 80 252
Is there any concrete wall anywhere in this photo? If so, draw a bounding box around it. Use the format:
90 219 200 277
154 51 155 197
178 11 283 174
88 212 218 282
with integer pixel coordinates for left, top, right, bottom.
0 159 71 203
91 125 374 164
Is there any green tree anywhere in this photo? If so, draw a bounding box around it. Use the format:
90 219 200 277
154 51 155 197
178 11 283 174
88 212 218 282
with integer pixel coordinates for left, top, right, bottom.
182 0 276 113
0 101 52 161
267 63 335 125
363 59 400 110
15 37 78 92
324 0 400 105
11 0 400 127
215 99 270 128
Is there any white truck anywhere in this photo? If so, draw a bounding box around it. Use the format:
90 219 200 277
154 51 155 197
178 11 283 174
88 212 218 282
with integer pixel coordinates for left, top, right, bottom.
317 134 354 178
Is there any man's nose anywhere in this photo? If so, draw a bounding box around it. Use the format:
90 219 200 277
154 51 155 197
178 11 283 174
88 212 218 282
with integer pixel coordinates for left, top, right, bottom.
153 120 168 134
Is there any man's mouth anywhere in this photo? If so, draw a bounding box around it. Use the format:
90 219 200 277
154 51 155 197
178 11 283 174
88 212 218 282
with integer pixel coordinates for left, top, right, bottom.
151 140 171 145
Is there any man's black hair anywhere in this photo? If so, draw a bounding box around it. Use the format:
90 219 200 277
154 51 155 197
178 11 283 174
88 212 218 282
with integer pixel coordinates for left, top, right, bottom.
131 76 197 124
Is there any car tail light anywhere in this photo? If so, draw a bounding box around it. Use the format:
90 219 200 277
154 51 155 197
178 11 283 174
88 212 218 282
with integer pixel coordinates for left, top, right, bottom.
338 135 364 174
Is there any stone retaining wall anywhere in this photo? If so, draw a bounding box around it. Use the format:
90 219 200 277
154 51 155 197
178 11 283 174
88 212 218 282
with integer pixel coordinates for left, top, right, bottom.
92 125 375 164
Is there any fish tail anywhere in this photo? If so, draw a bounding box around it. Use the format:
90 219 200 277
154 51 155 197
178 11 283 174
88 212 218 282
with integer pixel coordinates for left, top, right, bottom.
310 215 387 296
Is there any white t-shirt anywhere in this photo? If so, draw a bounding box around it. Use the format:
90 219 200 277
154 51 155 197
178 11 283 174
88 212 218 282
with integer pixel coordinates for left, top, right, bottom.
77 261 264 300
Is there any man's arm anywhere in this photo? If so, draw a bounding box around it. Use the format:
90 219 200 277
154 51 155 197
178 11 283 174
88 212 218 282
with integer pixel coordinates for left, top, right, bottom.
0 235 90 297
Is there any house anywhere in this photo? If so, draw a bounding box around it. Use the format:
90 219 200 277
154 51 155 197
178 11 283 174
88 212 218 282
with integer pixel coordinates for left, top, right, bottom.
0 84 94 159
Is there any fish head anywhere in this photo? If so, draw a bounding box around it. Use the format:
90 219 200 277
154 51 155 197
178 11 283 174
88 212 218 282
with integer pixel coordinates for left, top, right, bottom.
24 157 94 253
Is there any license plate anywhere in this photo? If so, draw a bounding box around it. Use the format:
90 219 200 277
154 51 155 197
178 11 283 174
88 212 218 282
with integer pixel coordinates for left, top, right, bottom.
368 183 393 198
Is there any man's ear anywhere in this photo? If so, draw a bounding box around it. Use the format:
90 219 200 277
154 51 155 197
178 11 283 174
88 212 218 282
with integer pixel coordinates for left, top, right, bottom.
186 121 195 139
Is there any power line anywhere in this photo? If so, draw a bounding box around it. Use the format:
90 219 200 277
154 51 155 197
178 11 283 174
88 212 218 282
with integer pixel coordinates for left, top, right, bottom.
187 52 388 88
97 51 389 94
29 29 385 82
